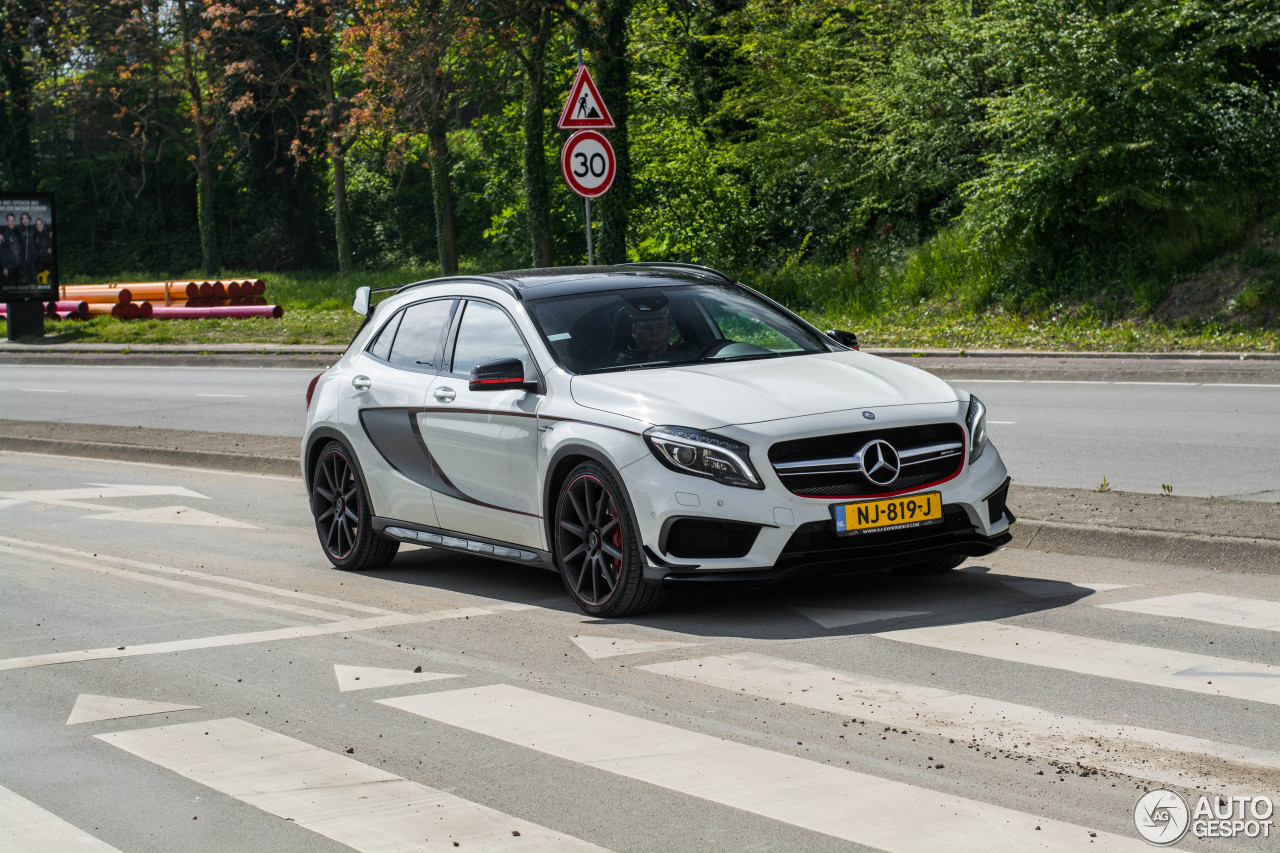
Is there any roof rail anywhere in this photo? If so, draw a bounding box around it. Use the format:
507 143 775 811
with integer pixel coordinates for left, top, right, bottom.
394 275 522 300
615 262 736 286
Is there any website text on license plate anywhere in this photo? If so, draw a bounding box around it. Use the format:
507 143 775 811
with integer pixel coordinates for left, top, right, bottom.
832 492 943 535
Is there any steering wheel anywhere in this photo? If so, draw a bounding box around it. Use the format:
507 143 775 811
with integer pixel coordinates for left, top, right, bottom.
696 339 736 359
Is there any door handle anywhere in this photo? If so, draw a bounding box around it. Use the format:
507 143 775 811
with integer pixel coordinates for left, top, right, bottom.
433 386 456 403
351 375 371 391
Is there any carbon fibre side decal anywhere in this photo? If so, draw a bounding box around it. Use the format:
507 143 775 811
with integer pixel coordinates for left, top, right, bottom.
359 407 541 518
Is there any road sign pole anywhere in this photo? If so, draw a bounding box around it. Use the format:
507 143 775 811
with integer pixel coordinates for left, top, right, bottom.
576 49 593 265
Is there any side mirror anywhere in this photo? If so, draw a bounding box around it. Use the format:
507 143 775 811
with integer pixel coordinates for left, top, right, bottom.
825 329 859 350
353 286 371 316
469 357 538 392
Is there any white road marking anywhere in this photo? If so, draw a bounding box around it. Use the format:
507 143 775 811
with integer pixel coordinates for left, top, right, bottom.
0 784 123 852
194 393 246 397
0 483 208 506
382 685 1145 852
334 664 462 692
794 607 929 629
99 718 606 852
639 652 1280 790
67 694 199 725
987 576 1129 597
81 505 259 528
1099 593 1280 631
0 536 394 616
569 635 701 659
0 606 530 671
0 543 350 620
876 622 1280 704
987 420 1017 425
1112 381 1200 386
17 388 67 393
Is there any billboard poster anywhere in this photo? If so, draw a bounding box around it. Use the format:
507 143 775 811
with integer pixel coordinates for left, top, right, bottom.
0 192 59 303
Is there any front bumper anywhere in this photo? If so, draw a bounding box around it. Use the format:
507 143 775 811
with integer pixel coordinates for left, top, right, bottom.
621 437 1014 584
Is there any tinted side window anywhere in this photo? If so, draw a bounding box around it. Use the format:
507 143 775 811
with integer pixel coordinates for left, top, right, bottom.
450 301 531 377
388 299 454 369
367 309 403 361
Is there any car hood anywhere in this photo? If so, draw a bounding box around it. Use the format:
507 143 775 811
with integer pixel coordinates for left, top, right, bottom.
569 351 960 428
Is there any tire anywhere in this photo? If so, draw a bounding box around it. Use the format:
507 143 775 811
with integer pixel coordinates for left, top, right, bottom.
311 441 399 571
893 553 966 575
554 460 664 617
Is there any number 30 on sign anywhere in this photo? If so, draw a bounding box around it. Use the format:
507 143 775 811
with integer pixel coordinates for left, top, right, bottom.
560 130 616 199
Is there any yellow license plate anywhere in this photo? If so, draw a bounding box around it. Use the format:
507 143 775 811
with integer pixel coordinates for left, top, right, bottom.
832 492 943 535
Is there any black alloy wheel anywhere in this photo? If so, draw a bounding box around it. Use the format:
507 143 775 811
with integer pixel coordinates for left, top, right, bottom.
555 460 663 617
311 441 398 571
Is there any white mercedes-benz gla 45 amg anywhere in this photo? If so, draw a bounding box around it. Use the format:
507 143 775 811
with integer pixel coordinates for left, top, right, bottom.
302 263 1014 617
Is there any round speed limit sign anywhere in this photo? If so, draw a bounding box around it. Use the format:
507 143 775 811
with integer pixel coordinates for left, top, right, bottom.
560 130 616 198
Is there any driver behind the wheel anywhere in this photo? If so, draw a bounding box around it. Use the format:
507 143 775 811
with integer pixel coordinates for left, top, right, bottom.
613 295 684 365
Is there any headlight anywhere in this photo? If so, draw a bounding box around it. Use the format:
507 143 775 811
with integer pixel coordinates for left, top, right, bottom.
966 396 988 463
643 426 764 489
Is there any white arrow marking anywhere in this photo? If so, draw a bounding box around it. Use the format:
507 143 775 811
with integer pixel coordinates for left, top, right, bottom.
0 484 209 505
333 664 462 692
0 483 255 527
82 505 258 528
794 607 929 629
67 694 199 726
570 635 702 660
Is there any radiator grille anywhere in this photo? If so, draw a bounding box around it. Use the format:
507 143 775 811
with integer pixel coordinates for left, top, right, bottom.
769 423 965 498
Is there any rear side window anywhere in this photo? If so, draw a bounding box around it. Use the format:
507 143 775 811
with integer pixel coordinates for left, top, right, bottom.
388 299 454 369
367 310 403 361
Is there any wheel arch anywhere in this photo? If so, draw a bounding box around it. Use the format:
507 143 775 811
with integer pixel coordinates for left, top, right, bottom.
542 443 635 556
305 427 376 513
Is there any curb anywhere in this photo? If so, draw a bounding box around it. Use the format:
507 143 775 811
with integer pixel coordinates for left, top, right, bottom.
1006 519 1279 575
0 435 298 478
3 434 1274 575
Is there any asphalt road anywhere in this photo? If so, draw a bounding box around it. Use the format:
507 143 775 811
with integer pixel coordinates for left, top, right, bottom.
1 361 1276 500
1 451 1276 852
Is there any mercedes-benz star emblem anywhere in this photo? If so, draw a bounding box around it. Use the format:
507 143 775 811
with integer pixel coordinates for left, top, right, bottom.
860 439 901 486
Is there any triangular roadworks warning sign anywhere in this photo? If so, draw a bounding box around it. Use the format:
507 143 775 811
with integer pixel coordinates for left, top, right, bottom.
558 65 615 129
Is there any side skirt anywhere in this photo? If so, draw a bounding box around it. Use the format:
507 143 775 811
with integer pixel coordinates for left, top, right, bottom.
372 516 556 572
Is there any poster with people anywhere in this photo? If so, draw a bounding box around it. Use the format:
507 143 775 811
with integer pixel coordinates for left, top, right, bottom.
0 193 59 303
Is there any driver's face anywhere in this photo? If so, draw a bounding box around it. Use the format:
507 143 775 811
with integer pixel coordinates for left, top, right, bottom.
632 316 669 352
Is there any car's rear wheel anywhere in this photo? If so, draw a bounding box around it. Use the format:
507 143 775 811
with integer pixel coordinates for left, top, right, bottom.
893 553 966 575
312 441 398 571
555 461 663 617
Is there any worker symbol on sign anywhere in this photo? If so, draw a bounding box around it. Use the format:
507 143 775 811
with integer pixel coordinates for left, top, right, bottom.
576 94 600 120
558 65 615 130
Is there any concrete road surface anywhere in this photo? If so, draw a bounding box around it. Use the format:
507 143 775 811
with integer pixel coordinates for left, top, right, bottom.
1 452 1276 852
1 360 1277 500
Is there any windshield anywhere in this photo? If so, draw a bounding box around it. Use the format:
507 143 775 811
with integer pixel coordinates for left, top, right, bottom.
527 283 832 374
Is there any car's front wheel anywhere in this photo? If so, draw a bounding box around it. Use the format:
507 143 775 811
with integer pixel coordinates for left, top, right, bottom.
554 460 663 617
311 441 398 571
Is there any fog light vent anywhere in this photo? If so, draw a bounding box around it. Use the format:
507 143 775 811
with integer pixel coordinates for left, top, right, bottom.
985 478 1011 525
664 519 760 559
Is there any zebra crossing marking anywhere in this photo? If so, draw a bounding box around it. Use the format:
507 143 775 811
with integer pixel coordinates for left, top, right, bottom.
0 784 122 853
875 622 1280 704
639 652 1280 790
97 718 607 852
381 684 1147 852
1098 592 1280 631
